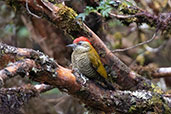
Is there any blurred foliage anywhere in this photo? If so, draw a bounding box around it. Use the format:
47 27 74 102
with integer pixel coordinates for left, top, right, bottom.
108 19 122 28
113 32 122 49
0 1 15 38
0 1 30 48
17 26 29 38
77 0 118 20
77 0 140 20
42 88 60 94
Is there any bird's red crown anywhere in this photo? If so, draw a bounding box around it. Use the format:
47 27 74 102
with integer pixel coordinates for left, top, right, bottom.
73 36 91 44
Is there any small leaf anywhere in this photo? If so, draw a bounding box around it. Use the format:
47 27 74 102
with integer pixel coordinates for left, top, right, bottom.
109 1 115 4
77 13 87 20
101 7 112 17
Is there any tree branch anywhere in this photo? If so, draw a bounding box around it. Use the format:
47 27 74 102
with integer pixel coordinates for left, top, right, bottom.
84 0 171 32
0 42 170 113
0 83 53 114
1 0 171 113
0 84 38 114
133 65 171 79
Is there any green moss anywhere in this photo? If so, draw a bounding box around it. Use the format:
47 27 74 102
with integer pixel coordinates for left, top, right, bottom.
128 105 137 113
16 56 25 61
150 83 163 94
143 80 163 94
129 95 171 113
53 4 80 34
148 96 171 113
117 2 140 25
163 103 171 114
119 2 139 15
149 96 160 105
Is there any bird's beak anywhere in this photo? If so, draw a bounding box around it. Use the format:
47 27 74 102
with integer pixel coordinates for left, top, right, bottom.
66 43 77 50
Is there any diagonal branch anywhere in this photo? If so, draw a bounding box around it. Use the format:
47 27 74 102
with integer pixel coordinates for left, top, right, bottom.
112 28 160 52
0 42 170 113
0 59 36 87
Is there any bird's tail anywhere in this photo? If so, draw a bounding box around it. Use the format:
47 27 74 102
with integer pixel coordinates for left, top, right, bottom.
96 76 115 90
103 79 115 90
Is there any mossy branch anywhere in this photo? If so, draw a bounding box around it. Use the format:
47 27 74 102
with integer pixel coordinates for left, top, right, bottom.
0 85 38 113
0 84 53 113
83 0 171 33
0 42 171 113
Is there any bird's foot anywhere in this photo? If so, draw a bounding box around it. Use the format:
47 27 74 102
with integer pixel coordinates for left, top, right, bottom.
80 73 88 84
72 68 88 85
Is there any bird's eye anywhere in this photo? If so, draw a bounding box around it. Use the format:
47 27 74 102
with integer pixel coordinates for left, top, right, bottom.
77 42 82 45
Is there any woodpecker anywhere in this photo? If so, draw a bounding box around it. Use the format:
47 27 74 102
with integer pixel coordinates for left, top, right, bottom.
67 36 114 90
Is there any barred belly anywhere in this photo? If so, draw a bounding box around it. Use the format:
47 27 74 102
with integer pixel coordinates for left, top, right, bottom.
72 53 97 78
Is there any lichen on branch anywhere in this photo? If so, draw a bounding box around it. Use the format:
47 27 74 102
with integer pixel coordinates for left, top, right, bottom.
0 42 171 113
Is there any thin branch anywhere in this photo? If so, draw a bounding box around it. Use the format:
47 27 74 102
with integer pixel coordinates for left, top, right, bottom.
132 65 171 79
112 28 160 53
26 0 41 18
164 94 171 97
153 67 171 78
109 12 136 19
144 40 168 53
34 84 54 93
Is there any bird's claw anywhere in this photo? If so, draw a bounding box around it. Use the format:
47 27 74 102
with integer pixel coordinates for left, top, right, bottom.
72 68 79 73
72 68 87 85
80 73 87 84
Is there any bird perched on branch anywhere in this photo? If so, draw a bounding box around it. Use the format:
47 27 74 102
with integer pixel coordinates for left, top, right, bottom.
67 36 114 90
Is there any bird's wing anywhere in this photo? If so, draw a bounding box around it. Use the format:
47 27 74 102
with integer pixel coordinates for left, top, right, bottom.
88 49 108 79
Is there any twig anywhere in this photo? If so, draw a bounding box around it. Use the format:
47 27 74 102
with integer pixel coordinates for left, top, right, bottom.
132 65 171 78
164 94 171 97
34 84 54 93
109 12 136 19
112 28 160 53
26 0 41 18
153 67 171 78
144 40 168 53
